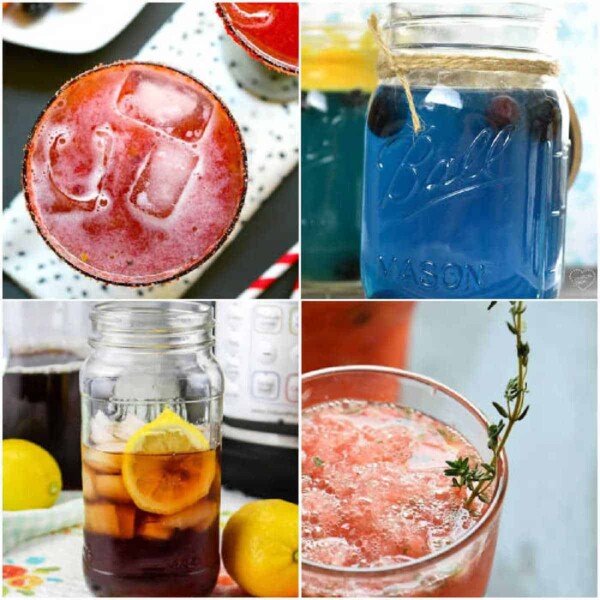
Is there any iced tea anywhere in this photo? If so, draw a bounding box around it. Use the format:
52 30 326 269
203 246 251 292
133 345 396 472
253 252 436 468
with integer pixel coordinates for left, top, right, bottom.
82 412 221 597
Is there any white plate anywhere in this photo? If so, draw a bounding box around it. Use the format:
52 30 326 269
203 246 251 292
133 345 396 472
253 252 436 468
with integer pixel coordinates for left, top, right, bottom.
3 2 146 54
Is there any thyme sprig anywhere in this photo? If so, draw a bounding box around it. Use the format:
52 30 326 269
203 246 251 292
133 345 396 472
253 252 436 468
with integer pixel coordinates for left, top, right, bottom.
444 301 530 509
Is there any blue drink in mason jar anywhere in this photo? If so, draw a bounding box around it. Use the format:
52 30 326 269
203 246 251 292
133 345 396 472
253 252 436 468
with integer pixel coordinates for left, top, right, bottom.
362 3 570 298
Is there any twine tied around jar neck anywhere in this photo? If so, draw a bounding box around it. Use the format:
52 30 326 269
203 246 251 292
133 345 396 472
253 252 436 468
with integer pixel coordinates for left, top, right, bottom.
368 14 560 134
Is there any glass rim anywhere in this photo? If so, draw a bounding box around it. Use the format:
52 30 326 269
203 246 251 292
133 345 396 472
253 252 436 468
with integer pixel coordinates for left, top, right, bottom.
388 1 552 21
301 365 509 576
216 3 299 75
91 301 213 328
22 60 248 287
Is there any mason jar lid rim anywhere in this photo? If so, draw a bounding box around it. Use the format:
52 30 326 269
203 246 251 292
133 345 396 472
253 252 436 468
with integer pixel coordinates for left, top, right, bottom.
92 301 213 325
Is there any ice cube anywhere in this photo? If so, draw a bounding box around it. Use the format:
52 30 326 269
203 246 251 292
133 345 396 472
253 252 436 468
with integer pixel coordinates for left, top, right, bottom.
117 69 213 142
159 498 216 531
82 465 98 501
114 413 145 441
48 125 113 209
128 140 198 219
138 520 174 541
113 373 180 402
85 503 135 539
95 474 131 504
83 445 123 474
90 411 117 445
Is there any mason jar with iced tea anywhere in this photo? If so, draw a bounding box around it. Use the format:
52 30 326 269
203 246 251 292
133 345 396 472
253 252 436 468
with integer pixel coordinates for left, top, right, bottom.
80 302 223 597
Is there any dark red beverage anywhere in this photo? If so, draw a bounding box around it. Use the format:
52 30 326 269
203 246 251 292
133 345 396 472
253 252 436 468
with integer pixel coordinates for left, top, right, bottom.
3 349 84 489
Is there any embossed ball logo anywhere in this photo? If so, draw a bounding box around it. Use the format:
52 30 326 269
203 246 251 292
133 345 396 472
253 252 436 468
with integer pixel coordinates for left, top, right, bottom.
378 124 515 218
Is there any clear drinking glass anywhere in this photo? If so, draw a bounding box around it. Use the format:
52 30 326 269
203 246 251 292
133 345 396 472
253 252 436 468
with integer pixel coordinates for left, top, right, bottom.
80 302 223 597
302 366 508 597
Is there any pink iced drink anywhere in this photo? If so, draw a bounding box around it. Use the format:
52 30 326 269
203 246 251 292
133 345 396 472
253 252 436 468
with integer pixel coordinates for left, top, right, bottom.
23 62 247 285
302 400 487 568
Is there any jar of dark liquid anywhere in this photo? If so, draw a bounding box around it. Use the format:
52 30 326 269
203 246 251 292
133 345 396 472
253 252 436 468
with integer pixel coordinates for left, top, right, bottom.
362 3 570 299
80 302 223 598
3 301 90 489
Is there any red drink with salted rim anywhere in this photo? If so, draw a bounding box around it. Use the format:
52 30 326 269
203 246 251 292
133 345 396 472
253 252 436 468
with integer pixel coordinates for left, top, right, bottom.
217 3 299 74
23 62 247 286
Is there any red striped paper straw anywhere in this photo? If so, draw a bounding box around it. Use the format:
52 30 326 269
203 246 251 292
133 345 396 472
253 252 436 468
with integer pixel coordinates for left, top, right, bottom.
291 279 299 299
238 243 299 299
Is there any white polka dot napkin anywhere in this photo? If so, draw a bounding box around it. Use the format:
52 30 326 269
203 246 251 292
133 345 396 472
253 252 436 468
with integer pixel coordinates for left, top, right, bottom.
3 3 298 299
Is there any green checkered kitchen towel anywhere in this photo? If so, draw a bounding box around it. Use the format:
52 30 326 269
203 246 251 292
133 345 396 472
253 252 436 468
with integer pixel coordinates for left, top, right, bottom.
3 492 84 553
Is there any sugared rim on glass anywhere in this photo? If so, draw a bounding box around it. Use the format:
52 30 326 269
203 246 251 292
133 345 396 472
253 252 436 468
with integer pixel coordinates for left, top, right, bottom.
22 60 248 287
301 365 509 576
216 3 299 76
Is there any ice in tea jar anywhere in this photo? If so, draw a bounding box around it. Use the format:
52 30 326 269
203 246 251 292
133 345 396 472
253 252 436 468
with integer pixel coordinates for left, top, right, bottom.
301 5 378 296
80 302 223 597
362 3 570 299
302 367 508 597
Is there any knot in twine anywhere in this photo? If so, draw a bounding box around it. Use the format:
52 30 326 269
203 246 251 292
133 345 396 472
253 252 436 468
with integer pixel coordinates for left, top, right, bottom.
368 14 560 134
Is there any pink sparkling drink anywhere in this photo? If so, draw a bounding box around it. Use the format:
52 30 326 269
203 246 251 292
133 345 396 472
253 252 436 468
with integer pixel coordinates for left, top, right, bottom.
301 367 507 597
23 62 247 286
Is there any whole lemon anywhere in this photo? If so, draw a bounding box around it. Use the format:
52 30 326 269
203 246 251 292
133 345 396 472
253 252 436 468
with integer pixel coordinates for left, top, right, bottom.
222 499 298 597
3 439 62 511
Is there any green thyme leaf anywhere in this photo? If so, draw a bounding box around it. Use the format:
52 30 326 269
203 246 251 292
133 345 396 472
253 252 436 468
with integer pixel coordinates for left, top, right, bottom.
445 302 531 509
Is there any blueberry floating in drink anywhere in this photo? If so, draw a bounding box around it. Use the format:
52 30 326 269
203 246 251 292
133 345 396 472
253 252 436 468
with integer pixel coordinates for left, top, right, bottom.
367 85 408 138
486 94 520 129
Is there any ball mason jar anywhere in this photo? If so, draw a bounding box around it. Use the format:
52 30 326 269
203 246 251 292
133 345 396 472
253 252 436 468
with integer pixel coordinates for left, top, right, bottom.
302 366 508 597
362 3 570 299
301 4 378 297
80 302 223 597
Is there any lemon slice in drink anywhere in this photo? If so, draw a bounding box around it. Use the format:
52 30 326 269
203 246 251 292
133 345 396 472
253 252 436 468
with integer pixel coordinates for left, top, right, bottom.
122 409 215 515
